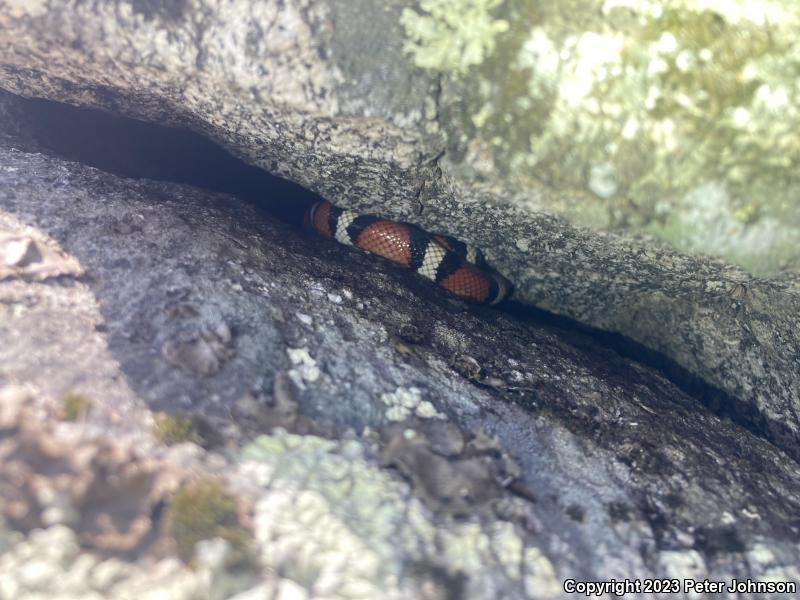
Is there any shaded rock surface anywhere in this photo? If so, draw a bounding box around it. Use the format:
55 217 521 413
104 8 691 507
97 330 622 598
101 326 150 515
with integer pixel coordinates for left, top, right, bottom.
1 113 800 597
0 0 798 465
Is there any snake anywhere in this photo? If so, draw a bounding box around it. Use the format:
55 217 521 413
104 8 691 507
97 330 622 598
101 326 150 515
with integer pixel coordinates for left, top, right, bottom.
304 200 512 305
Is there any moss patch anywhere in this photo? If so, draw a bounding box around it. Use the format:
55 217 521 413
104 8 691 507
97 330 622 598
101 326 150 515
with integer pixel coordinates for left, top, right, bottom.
152 411 222 449
162 479 251 564
60 392 92 421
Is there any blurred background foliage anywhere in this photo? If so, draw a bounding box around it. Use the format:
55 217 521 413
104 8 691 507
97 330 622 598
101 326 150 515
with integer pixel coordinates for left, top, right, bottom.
402 0 800 275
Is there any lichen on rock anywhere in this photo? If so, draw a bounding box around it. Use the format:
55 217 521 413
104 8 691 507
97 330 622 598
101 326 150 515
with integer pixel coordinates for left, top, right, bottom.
239 429 541 598
441 0 800 273
2 3 800 596
153 412 222 449
401 0 510 74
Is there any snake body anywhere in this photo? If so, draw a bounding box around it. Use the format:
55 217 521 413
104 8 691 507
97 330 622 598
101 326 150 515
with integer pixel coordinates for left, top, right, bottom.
305 201 512 305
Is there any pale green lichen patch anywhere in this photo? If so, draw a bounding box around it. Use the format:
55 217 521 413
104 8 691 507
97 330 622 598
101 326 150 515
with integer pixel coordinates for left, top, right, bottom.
437 0 800 274
286 347 320 389
522 545 562 598
239 429 541 598
241 431 432 596
400 0 510 74
380 386 445 421
0 523 255 599
657 549 707 581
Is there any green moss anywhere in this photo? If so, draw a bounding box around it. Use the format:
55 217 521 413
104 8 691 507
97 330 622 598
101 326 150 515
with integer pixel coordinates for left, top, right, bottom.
162 479 252 564
153 411 222 449
61 392 92 421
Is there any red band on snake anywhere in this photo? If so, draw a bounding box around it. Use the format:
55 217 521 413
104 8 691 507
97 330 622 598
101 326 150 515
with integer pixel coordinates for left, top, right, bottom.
304 201 512 305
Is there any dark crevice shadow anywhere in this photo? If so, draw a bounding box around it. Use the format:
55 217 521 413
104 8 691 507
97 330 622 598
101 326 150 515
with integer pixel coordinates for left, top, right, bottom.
14 95 321 224
503 300 798 463
10 94 793 462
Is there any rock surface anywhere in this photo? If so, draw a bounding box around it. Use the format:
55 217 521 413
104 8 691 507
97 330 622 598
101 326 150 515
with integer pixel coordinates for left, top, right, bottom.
1 1 800 597
1 113 800 597
0 0 798 464
428 1 800 274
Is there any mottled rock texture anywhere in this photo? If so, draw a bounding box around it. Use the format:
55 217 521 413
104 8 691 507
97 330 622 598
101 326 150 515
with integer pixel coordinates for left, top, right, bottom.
2 112 800 597
1 1 800 596
1 0 797 464
428 1 800 274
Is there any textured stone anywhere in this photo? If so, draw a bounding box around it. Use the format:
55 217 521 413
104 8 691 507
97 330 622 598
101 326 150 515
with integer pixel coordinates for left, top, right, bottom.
1 137 800 597
0 0 797 462
0 387 190 555
2 3 800 597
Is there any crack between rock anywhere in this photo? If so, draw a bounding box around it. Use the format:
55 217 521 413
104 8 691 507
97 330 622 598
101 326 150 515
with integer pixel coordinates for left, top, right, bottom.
8 92 796 466
504 300 800 467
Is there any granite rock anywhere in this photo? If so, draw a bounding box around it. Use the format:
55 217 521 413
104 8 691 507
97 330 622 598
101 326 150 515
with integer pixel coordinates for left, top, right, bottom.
0 0 797 461
1 134 799 597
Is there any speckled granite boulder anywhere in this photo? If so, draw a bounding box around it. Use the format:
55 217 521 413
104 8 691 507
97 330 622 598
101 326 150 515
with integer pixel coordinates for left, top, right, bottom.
2 105 800 598
0 0 798 463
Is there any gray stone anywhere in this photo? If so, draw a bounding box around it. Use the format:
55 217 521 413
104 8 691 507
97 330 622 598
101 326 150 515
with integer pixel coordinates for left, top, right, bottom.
1 130 800 596
0 0 797 463
1 2 800 596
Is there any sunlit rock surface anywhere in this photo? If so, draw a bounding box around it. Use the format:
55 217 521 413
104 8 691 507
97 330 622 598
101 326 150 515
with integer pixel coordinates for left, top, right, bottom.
2 105 800 597
0 0 798 454
2 3 800 596
433 0 800 275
